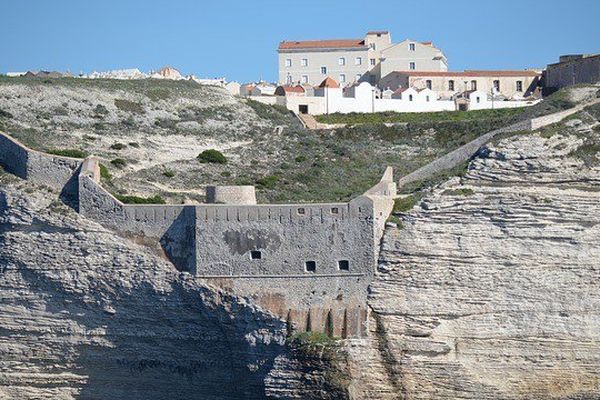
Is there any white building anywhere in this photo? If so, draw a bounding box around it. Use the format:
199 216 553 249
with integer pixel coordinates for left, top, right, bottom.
278 31 447 87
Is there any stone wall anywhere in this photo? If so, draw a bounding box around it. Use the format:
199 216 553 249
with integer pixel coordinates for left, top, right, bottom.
206 185 257 205
545 54 600 91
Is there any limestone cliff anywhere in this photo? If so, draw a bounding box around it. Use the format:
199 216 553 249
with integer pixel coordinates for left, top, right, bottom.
0 173 347 400
349 107 600 399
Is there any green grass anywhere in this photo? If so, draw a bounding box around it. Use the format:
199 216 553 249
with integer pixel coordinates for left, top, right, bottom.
316 107 525 125
441 188 475 196
110 158 127 168
46 149 89 159
197 149 227 164
110 142 126 150
290 331 338 347
114 194 166 204
99 164 111 180
569 141 600 166
392 195 421 213
114 99 144 114
255 175 279 189
162 170 175 178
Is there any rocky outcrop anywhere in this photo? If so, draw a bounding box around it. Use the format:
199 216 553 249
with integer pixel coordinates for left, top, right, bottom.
349 116 600 399
0 173 346 399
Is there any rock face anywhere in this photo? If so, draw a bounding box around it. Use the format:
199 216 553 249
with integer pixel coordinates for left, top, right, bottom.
0 174 347 399
350 117 600 399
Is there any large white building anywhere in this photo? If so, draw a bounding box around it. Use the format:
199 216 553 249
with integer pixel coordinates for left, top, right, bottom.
278 31 447 87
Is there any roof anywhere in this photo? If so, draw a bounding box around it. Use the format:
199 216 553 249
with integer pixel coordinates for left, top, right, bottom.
318 77 340 88
275 85 306 95
278 39 366 50
393 70 541 77
421 41 433 46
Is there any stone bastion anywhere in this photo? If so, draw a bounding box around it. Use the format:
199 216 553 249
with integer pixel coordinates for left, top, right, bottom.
0 131 396 337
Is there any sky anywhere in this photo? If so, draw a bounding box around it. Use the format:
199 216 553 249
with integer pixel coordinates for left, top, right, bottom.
1 0 599 83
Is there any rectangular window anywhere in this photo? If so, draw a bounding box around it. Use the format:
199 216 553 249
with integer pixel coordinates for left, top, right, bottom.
409 94 413 101
320 66 327 75
476 96 481 103
301 58 308 67
285 59 292 67
516 80 523 91
369 43 376 50
250 250 262 260
426 95 430 102
338 57 346 66
355 57 362 65
286 75 292 84
370 58 376 66
339 74 346 83
409 62 416 70
471 80 477 90
331 207 339 214
297 207 305 215
301 75 308 84
409 43 415 51
493 80 500 91
338 260 350 271
426 80 432 89
356 74 362 81
448 80 455 91
305 261 316 272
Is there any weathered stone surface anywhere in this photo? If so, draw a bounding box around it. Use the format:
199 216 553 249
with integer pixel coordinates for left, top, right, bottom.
349 121 600 399
0 175 346 399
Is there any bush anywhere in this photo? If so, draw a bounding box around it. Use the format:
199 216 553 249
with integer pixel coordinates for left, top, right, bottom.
0 108 14 119
47 149 89 159
393 195 420 213
128 142 140 148
110 142 126 150
256 175 279 189
94 104 109 116
114 194 166 204
110 158 127 168
162 170 175 178
114 99 144 114
441 188 474 196
197 149 227 164
99 164 111 180
295 155 307 163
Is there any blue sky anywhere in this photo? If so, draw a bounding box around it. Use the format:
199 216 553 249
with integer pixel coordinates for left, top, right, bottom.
2 0 599 82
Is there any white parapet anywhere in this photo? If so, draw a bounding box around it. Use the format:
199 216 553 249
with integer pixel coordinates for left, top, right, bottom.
205 185 257 205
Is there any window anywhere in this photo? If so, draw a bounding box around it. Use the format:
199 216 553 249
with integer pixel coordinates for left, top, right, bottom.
297 207 305 215
409 94 413 101
409 62 416 70
370 58 376 66
355 57 362 65
448 80 455 91
356 74 362 81
338 57 346 66
426 95 430 102
516 80 523 91
301 58 308 67
493 80 500 91
476 96 481 103
301 75 308 84
331 207 339 214
286 75 292 84
285 59 292 67
320 66 327 75
369 43 376 50
339 74 346 83
250 250 262 260
409 43 416 51
426 80 432 89
338 260 350 271
305 261 316 272
471 80 477 90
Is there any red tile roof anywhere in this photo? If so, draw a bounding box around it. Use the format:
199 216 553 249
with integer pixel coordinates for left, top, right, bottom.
393 70 541 77
275 85 306 95
421 41 433 46
318 77 340 88
279 39 366 50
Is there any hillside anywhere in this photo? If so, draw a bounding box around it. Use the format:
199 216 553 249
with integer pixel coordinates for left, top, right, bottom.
0 76 583 204
348 100 600 399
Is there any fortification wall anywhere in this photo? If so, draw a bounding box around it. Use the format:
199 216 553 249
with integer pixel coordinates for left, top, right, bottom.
364 166 396 249
0 131 81 193
206 185 257 205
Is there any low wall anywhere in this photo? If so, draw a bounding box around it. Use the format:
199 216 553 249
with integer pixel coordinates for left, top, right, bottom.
363 167 397 249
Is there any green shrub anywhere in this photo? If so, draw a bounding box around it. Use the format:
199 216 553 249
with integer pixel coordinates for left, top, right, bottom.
128 142 140 148
256 175 279 189
114 99 144 114
99 164 111 180
221 171 231 177
197 149 227 164
441 188 474 196
114 194 165 204
110 158 127 168
147 88 171 101
290 331 338 347
47 149 89 159
393 195 420 213
295 155 307 163
110 142 126 150
162 170 175 178
94 104 109 116
0 108 14 119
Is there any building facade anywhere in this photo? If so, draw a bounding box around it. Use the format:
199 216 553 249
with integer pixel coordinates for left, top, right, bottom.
278 31 447 87
379 70 541 99
545 54 600 94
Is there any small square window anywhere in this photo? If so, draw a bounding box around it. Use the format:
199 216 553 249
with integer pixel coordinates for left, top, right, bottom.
250 250 262 260
370 58 376 66
331 207 339 214
301 58 308 67
320 66 327 75
301 75 308 84
338 57 346 66
409 43 415 51
339 74 346 83
297 208 305 215
305 261 316 272
338 260 349 271
285 59 292 67
409 62 416 70
355 57 362 65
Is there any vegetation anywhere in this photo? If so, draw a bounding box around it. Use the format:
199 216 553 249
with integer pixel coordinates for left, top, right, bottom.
99 164 111 180
569 141 600 166
46 149 89 159
197 149 227 164
441 188 475 196
0 108 14 119
110 142 126 150
110 158 127 168
162 170 175 178
255 175 279 189
316 107 525 125
114 99 144 114
114 194 166 204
